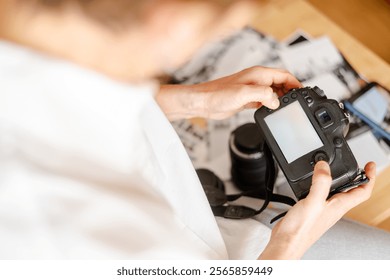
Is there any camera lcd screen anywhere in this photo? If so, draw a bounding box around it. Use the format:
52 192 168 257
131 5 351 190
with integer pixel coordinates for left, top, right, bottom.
264 101 323 163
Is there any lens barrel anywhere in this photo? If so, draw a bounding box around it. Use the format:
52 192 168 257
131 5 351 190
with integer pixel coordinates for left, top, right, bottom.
229 123 274 196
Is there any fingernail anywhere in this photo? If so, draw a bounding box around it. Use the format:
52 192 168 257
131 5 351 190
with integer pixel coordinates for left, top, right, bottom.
368 162 376 172
271 99 279 108
316 161 330 171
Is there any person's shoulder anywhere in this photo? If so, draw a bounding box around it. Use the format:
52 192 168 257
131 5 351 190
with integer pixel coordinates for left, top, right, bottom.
0 39 157 99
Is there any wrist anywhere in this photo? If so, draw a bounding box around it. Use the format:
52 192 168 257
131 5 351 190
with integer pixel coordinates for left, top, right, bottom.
156 84 207 120
258 232 306 260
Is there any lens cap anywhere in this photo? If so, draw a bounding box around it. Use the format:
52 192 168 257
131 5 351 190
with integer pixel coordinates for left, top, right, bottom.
233 123 264 154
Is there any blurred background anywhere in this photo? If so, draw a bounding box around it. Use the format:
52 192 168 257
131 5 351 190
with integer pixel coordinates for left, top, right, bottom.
307 0 390 64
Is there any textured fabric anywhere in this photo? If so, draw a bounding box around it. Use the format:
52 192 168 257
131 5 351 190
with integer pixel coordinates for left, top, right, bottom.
303 219 390 260
256 208 390 259
216 217 270 259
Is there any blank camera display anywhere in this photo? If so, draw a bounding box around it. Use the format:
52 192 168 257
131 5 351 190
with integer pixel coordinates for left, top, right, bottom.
265 101 323 163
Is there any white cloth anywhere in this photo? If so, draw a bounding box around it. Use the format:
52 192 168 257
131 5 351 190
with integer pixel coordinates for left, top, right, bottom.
0 40 270 259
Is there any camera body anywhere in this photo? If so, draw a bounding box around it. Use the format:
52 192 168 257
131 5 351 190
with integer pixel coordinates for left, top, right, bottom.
254 86 359 199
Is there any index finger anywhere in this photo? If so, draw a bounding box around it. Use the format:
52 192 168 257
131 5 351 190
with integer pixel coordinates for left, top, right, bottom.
269 69 302 90
237 66 302 90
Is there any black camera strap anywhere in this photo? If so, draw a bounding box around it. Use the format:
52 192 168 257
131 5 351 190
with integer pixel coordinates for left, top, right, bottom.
198 143 296 221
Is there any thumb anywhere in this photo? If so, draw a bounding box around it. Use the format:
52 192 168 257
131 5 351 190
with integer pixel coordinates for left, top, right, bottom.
306 161 332 202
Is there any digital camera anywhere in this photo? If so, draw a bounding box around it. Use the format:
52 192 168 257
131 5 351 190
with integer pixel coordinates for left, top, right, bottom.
254 86 360 199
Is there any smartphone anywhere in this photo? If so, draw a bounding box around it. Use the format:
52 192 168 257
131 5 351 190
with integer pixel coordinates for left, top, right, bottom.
343 82 390 143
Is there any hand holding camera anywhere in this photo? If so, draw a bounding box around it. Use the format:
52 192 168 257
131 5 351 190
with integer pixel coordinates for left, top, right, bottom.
259 160 376 260
157 66 301 120
199 86 373 224
189 71 376 259
255 86 368 199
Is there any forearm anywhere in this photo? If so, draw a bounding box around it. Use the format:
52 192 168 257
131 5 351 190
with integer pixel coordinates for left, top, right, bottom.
156 67 301 120
258 235 305 260
156 84 206 120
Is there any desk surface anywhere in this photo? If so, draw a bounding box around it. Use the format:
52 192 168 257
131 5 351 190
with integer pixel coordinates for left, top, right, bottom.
249 0 390 230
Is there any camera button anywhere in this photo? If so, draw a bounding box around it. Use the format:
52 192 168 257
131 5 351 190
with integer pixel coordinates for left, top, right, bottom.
291 93 297 99
283 97 289 103
305 97 313 104
314 152 329 163
333 137 343 147
313 86 325 97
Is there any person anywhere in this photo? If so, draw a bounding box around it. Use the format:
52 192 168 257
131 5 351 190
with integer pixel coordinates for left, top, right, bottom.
0 0 388 259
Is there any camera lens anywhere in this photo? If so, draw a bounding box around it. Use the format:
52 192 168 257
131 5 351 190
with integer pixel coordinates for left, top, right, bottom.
229 123 276 197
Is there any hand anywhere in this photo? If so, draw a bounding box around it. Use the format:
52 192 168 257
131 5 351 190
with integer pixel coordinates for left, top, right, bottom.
259 161 376 260
156 66 302 120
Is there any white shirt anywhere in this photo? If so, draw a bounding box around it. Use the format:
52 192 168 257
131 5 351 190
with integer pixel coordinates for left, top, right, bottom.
0 41 270 259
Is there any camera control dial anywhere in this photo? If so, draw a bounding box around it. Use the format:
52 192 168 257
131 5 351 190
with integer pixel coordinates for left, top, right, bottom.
313 86 325 98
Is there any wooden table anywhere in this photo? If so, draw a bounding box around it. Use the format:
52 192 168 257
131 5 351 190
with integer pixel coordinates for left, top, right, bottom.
248 0 390 231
